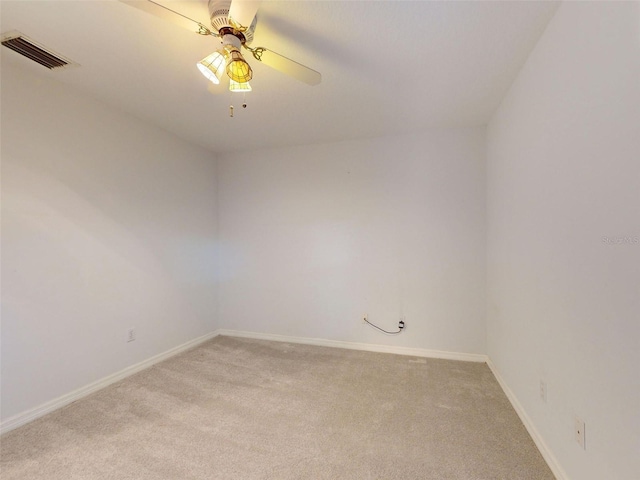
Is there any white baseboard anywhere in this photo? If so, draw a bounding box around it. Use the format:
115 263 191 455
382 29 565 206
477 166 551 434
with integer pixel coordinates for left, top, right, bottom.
1 328 568 479
0 331 219 435
486 359 569 480
216 329 488 363
0 328 493 436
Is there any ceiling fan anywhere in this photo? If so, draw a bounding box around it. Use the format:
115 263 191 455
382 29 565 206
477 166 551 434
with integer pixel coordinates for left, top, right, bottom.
121 0 321 96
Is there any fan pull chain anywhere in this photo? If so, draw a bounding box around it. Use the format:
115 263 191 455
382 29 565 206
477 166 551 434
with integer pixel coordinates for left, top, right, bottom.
229 90 249 117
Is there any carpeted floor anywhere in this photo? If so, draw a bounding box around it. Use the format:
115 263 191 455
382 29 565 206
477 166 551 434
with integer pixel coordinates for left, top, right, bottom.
0 336 555 479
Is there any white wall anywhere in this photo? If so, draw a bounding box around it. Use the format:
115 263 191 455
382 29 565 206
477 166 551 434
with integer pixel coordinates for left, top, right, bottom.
218 129 486 354
487 2 640 479
1 64 219 421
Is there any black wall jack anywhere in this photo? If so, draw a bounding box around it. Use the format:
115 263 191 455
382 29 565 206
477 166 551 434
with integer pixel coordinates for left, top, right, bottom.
363 315 406 335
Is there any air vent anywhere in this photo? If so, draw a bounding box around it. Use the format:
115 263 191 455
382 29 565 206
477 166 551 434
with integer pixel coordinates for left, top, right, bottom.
1 32 77 70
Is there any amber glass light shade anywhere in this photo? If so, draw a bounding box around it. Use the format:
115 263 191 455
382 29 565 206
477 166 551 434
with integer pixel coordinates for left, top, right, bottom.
225 48 252 83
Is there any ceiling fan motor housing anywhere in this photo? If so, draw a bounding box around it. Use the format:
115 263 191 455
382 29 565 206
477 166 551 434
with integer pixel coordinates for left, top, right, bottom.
209 0 257 44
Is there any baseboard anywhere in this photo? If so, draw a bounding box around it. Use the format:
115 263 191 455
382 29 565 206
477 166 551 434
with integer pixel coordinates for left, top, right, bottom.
0 331 219 435
0 328 487 435
216 329 488 363
486 359 569 480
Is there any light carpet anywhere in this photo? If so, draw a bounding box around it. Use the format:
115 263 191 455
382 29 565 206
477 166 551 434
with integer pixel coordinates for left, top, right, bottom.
0 336 555 479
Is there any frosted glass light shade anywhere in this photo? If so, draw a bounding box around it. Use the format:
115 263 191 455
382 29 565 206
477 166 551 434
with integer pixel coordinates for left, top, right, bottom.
197 51 226 84
229 79 252 92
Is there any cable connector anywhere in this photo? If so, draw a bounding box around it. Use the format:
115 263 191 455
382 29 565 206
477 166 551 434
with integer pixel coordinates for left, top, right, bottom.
364 316 406 335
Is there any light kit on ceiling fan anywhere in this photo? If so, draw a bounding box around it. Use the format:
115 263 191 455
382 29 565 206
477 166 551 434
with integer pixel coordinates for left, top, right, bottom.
217 30 253 84
120 0 321 110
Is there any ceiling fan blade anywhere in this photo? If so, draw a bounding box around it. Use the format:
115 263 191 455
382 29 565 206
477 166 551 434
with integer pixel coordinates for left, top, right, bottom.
119 0 209 34
228 0 262 30
252 48 321 86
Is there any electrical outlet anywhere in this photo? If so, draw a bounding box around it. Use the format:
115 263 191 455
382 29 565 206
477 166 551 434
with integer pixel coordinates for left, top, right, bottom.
575 416 586 449
127 328 136 343
539 380 547 403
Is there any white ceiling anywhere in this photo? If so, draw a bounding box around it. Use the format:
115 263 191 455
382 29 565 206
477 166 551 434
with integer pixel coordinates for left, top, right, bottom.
1 0 559 154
